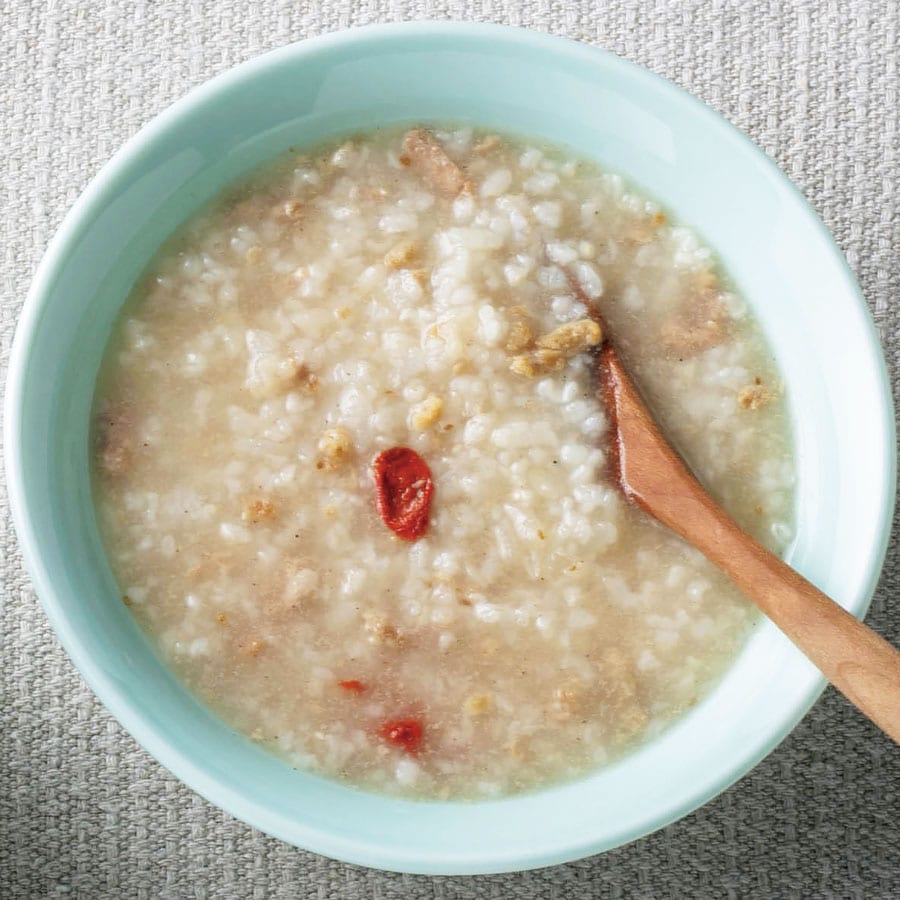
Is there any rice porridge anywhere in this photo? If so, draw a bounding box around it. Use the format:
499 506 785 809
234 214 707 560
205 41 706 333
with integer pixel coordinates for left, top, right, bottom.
92 127 795 799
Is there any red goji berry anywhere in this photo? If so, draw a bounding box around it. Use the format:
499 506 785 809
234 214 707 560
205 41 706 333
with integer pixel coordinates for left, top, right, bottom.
372 447 434 540
379 718 424 753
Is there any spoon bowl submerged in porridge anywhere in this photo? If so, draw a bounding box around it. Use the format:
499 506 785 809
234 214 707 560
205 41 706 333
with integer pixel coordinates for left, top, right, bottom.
92 126 794 799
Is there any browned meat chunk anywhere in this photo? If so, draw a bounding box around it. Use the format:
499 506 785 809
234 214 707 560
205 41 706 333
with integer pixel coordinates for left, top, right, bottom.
243 498 276 524
504 318 533 354
509 319 602 377
400 129 471 196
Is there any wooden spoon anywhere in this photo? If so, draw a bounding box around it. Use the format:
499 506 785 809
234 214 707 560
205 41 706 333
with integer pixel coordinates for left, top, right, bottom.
597 341 900 743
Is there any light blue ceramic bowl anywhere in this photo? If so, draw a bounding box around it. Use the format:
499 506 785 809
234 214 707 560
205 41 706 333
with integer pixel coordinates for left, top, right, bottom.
5 22 895 874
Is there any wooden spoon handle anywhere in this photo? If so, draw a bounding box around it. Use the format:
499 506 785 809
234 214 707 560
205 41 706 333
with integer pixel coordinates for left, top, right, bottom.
600 344 900 743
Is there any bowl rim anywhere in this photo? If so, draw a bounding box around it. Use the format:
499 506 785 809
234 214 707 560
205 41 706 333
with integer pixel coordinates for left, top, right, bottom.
5 19 897 875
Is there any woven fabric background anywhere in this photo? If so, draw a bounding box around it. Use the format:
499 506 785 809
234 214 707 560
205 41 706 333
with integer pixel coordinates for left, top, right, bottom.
2 2 898 897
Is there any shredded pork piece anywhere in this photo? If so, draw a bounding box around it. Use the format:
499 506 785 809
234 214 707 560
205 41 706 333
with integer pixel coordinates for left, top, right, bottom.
509 349 565 378
295 364 319 392
504 318 533 353
400 129 471 196
243 498 276 524
362 611 403 646
509 318 602 377
536 319 602 354
384 239 421 270
738 382 774 410
409 395 443 430
316 428 353 470
464 694 493 716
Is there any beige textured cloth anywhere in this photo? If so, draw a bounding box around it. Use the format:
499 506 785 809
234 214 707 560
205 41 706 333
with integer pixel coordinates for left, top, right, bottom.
2 2 899 897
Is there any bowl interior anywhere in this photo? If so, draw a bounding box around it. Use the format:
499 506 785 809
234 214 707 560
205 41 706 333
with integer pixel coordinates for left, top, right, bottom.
5 23 895 875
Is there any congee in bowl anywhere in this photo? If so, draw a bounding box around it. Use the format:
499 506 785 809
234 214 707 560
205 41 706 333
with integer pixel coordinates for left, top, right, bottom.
92 126 794 799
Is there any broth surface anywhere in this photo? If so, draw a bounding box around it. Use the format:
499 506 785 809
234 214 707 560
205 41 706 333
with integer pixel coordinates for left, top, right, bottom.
93 127 795 798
